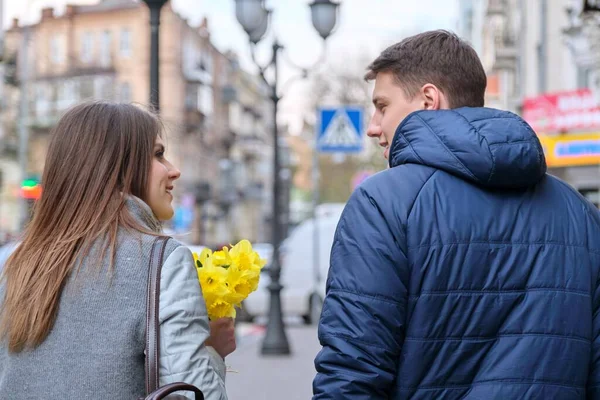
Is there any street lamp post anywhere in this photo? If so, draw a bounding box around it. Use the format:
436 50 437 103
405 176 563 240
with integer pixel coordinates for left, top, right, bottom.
234 0 339 356
581 0 600 207
583 0 600 13
142 0 168 112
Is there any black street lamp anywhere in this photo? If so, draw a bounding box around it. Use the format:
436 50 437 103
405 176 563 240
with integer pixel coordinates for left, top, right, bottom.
142 0 168 112
583 0 600 13
234 0 339 356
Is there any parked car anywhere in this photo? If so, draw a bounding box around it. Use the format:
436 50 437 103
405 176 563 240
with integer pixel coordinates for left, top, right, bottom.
242 207 343 325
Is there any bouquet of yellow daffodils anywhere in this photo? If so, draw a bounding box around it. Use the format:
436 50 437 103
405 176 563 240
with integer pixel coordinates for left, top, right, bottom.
193 240 266 320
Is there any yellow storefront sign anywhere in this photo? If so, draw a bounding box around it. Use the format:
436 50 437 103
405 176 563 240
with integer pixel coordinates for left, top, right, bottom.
537 133 600 168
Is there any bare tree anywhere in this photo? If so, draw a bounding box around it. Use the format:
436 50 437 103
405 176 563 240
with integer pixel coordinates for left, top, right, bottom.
294 53 386 204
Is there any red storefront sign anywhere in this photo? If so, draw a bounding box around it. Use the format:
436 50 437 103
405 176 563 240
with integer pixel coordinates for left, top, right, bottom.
522 89 600 134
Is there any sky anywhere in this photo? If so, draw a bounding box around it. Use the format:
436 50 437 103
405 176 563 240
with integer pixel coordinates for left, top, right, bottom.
3 0 460 132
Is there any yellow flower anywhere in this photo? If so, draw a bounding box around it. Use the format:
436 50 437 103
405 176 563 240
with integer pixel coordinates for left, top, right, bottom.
227 265 255 298
198 264 228 301
194 248 214 269
208 300 236 320
230 240 266 273
248 273 260 292
254 255 267 270
212 247 232 267
195 240 266 320
223 288 246 308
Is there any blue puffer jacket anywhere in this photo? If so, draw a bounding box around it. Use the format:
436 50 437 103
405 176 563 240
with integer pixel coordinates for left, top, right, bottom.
313 107 600 399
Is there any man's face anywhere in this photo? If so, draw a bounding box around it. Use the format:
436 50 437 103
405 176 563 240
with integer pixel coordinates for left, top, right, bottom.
367 72 425 159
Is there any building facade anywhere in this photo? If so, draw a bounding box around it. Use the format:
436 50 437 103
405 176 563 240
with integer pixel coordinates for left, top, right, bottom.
518 0 600 204
216 53 274 244
0 0 272 244
460 0 600 205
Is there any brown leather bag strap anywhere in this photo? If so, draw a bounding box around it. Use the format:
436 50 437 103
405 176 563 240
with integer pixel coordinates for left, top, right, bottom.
145 236 170 395
145 383 204 400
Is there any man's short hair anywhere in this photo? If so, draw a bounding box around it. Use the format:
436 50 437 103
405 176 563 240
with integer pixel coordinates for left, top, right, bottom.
365 30 487 108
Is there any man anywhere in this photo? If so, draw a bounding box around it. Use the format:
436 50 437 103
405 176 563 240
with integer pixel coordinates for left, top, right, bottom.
313 30 600 399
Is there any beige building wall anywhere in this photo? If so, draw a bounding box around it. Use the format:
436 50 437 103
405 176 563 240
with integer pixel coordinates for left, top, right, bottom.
520 0 578 98
0 0 257 244
226 61 273 243
514 0 599 195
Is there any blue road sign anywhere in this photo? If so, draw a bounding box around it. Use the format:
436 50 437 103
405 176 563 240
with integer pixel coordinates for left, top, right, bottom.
317 106 364 153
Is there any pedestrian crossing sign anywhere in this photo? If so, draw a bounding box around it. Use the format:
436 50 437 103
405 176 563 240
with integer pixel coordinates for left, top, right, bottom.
317 107 364 153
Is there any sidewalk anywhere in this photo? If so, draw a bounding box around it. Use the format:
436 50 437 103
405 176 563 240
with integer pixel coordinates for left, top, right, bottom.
226 325 321 400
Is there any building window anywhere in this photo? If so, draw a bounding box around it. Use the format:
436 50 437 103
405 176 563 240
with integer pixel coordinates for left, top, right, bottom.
200 49 213 74
80 77 94 99
465 9 473 38
94 76 113 100
120 82 131 102
100 30 112 67
80 32 94 63
35 84 50 118
120 28 132 58
577 67 591 89
185 84 199 110
57 80 78 110
199 48 213 84
198 85 214 116
50 35 64 64
220 61 230 86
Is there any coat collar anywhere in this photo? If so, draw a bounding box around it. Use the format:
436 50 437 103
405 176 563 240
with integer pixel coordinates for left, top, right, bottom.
125 195 162 233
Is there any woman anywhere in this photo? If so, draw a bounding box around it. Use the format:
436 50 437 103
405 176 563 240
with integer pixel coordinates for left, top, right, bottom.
0 102 234 399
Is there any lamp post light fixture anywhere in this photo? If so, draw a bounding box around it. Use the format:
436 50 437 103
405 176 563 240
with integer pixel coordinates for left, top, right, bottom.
564 0 600 104
142 0 168 112
234 0 339 356
583 0 600 13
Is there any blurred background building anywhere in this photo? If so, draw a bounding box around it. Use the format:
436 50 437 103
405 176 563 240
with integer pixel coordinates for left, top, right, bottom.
221 53 275 243
0 0 598 245
458 0 600 206
0 0 275 245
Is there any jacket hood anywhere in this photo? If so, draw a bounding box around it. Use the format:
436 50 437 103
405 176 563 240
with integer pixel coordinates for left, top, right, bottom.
389 107 547 189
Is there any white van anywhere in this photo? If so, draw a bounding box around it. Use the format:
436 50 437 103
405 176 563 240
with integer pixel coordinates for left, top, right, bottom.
242 204 344 324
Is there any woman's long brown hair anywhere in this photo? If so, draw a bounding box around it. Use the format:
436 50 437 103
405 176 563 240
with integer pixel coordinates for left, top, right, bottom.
0 102 162 352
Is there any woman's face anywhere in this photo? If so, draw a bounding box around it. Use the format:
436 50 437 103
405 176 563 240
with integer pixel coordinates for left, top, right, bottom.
146 137 181 221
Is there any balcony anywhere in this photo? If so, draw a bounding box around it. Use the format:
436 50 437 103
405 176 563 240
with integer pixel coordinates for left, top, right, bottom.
183 58 213 85
184 108 206 134
222 85 237 104
35 54 117 81
242 181 265 201
28 114 60 131
0 140 19 159
486 0 507 17
233 134 268 159
494 45 518 70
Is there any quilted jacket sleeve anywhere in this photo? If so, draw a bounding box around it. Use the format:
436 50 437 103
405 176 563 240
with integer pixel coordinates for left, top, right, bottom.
589 273 600 399
313 185 409 399
587 243 600 399
158 245 228 400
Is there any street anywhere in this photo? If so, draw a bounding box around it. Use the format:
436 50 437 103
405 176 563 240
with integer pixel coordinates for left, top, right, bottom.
226 324 320 400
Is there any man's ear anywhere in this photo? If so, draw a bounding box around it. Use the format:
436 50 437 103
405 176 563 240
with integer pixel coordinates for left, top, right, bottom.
421 84 446 110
